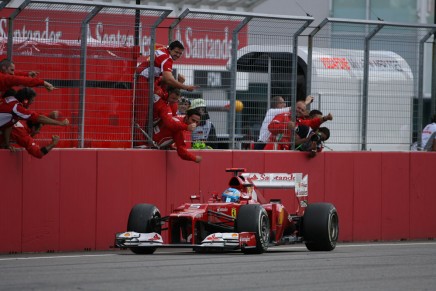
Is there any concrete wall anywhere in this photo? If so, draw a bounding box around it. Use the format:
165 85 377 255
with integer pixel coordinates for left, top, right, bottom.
1 149 435 253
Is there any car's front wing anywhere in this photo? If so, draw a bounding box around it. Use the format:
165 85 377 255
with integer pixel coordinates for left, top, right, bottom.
115 231 258 251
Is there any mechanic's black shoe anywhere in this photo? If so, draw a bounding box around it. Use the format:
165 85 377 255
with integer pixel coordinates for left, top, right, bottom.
308 141 317 158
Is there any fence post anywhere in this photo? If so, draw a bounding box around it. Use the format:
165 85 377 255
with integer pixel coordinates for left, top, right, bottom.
290 19 313 150
306 19 326 97
361 23 383 151
6 0 31 61
0 0 12 10
146 11 172 145
418 28 436 147
78 6 102 148
229 17 251 149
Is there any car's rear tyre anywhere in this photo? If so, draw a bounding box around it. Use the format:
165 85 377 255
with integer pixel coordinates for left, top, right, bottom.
127 204 161 254
303 203 339 251
236 204 270 254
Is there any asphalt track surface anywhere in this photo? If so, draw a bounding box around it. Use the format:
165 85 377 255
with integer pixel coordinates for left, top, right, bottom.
0 241 435 291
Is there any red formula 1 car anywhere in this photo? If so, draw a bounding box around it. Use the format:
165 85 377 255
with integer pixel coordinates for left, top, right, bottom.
115 168 339 254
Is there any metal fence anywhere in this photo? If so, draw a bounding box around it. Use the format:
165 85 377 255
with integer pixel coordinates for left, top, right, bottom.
307 18 436 151
1 0 172 148
1 0 435 151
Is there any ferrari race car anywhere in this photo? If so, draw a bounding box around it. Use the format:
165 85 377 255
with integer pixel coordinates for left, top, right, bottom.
115 168 339 254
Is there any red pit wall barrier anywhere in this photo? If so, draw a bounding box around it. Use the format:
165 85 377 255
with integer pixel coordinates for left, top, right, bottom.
59 150 98 251
0 151 23 254
21 151 62 253
381 153 410 241
1 150 436 253
95 150 167 250
324 152 355 242
352 153 383 241
409 153 436 239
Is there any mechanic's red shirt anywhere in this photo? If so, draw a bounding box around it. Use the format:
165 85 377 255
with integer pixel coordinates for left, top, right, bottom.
153 95 187 131
0 74 44 97
153 115 196 162
10 121 45 158
0 96 40 130
136 46 174 79
265 112 322 150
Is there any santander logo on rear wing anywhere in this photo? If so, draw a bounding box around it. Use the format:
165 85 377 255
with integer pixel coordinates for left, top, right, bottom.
241 173 308 197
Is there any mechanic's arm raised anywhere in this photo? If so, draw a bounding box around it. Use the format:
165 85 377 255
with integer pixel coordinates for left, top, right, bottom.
161 71 198 92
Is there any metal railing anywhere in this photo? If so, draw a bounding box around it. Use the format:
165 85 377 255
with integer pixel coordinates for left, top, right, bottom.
1 0 435 151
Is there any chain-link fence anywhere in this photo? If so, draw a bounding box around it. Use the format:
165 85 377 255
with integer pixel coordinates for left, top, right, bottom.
1 0 435 151
1 0 171 148
159 8 313 149
307 18 436 151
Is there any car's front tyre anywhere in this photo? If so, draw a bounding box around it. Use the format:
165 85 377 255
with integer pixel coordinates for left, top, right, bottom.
236 204 270 254
127 204 161 254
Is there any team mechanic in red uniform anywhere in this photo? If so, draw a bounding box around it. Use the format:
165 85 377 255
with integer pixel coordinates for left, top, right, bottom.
0 88 69 151
7 110 63 158
0 59 55 95
134 41 198 146
153 108 202 163
265 100 333 150
153 87 193 131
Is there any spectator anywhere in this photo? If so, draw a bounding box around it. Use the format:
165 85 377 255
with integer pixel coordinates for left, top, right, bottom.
421 114 436 151
255 95 314 150
153 108 202 163
177 97 191 115
0 88 69 151
189 98 218 149
264 100 332 150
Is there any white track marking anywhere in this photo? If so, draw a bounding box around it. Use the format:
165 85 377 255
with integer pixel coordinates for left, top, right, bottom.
0 254 116 262
1 241 435 261
271 241 436 251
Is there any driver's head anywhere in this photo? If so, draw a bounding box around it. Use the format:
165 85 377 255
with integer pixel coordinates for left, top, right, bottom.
221 188 241 203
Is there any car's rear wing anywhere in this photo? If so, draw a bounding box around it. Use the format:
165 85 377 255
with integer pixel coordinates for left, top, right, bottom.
241 173 308 197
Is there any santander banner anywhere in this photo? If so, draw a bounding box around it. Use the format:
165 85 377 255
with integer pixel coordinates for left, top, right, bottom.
0 8 247 66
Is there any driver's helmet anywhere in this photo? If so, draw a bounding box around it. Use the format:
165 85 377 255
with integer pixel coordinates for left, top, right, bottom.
221 188 241 203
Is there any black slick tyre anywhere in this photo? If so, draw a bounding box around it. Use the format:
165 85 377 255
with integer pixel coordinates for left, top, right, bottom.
236 204 270 254
127 204 161 254
303 203 339 251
